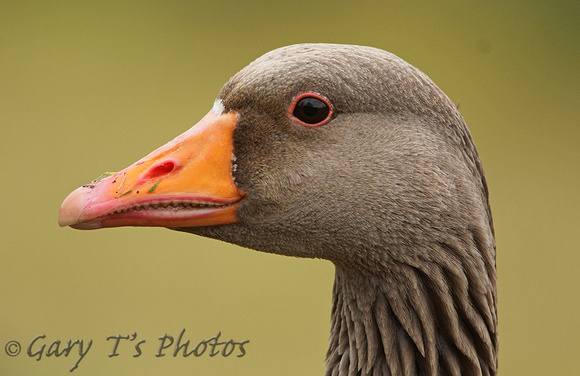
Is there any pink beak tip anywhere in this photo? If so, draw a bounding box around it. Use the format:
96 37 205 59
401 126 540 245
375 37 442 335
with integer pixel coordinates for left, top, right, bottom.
58 186 88 227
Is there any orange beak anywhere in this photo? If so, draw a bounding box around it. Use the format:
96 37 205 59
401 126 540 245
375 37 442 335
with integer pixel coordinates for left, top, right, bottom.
58 110 244 230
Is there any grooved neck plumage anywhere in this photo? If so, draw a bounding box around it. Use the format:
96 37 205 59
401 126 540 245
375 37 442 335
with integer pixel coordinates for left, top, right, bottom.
326 231 497 376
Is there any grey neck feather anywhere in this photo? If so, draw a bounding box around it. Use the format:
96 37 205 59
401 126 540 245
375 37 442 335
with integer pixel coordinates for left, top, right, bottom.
326 229 497 376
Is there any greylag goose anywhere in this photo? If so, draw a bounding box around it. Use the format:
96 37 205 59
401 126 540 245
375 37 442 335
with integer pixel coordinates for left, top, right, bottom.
59 44 497 376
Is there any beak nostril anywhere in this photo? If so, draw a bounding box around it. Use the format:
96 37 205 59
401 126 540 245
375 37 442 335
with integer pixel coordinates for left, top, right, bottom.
146 161 177 179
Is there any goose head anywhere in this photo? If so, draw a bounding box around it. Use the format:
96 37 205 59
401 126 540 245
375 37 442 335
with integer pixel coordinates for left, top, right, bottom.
59 44 497 376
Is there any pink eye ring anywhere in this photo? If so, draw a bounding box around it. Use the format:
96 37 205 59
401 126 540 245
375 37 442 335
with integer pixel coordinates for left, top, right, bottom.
289 92 332 127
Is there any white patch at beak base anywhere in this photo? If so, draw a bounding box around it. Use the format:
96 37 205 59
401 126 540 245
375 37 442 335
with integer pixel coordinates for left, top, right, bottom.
212 99 225 116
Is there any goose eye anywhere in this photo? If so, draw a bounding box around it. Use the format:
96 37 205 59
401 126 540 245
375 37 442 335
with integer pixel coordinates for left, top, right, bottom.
290 93 332 127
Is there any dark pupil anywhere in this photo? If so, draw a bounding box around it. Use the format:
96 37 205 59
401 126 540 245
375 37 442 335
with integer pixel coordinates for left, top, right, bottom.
294 97 329 124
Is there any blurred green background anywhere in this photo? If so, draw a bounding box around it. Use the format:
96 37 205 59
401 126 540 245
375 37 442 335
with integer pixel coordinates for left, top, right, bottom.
1 1 578 375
